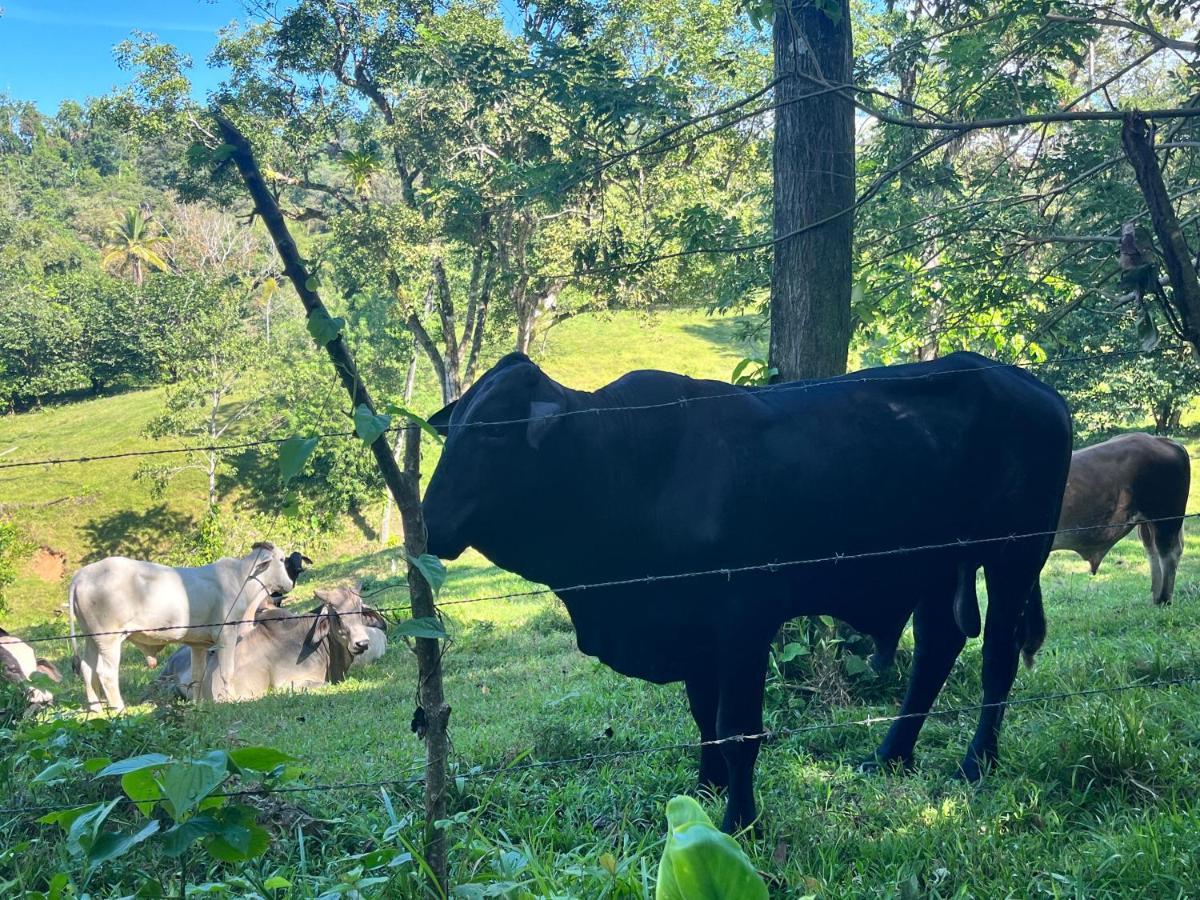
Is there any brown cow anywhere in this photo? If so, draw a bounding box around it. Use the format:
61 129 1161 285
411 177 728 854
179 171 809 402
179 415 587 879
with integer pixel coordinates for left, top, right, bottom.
1052 432 1191 604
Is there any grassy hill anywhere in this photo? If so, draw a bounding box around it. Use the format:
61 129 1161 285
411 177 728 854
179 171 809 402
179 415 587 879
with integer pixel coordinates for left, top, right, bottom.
0 308 757 627
5 308 1200 897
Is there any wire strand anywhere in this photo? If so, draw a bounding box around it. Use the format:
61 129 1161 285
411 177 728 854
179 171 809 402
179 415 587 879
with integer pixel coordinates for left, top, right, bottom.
16 511 1199 646
2 672 1196 818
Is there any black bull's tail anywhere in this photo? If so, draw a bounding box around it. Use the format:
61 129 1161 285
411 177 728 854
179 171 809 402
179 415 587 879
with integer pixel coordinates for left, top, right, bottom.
953 562 1046 668
953 562 981 639
1019 580 1046 668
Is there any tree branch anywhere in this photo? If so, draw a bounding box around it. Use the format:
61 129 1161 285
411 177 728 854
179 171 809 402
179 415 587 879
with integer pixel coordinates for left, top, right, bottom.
1046 13 1199 53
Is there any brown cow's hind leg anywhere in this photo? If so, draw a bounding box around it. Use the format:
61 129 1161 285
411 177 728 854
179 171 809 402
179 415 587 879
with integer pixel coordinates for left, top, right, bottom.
1151 521 1184 605
1139 523 1166 603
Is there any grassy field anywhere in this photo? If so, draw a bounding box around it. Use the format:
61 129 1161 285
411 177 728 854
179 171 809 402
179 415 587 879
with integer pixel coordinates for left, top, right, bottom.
3 310 1200 897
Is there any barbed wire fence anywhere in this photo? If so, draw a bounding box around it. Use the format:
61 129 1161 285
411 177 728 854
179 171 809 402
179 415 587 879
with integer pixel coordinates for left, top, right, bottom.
4 48 1200 890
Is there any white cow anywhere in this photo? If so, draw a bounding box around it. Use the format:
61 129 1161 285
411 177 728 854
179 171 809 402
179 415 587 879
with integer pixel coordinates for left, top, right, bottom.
68 542 297 711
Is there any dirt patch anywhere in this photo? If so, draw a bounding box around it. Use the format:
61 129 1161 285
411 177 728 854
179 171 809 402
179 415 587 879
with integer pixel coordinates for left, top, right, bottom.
30 546 67 583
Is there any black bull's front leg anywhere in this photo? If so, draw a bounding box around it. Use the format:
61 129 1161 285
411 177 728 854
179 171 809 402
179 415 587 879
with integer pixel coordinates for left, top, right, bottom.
709 642 770 834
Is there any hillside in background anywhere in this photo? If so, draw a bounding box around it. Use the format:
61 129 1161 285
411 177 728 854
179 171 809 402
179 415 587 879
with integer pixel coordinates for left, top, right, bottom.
0 308 756 627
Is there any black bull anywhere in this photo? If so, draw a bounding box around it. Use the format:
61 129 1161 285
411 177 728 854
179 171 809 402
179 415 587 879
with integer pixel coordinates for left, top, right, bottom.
423 351 1072 832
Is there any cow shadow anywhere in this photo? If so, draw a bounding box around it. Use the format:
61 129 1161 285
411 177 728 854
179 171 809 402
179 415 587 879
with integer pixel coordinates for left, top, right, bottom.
80 505 195 564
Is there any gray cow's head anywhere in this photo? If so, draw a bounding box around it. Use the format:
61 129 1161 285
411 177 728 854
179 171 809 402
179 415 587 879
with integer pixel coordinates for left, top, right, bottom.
424 353 566 560
248 542 302 597
307 587 387 657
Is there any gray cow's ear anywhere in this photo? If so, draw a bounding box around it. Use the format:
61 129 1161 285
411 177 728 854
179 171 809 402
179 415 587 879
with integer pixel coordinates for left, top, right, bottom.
526 400 561 449
427 400 458 437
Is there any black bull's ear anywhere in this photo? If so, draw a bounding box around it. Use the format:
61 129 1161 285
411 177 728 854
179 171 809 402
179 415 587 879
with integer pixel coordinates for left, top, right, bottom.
428 400 458 437
526 400 561 449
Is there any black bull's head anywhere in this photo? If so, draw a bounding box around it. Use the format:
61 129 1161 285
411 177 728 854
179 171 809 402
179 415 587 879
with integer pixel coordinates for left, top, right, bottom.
423 353 564 561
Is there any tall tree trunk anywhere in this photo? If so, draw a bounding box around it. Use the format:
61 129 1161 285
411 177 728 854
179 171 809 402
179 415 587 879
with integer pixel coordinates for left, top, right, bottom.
430 258 463 400
1122 114 1200 360
770 0 855 380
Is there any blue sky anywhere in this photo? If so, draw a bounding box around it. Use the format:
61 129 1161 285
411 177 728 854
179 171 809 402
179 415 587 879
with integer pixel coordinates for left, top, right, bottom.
0 1 247 111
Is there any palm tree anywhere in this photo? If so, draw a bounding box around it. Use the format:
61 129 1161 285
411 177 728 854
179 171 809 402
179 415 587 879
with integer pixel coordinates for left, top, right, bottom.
101 208 169 285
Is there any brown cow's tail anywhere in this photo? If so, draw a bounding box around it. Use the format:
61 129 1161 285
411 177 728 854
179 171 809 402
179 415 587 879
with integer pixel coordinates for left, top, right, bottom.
1020 580 1046 668
953 562 981 639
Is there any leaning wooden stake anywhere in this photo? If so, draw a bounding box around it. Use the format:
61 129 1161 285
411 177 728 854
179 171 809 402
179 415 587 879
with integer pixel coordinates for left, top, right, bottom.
212 109 450 892
1122 112 1200 360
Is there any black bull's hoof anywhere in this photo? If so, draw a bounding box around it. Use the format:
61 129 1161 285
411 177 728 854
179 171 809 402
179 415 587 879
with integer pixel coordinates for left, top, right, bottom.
857 753 916 775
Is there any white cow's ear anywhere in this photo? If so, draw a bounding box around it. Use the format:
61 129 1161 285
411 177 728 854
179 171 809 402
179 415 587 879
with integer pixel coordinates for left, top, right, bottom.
251 557 271 578
526 400 561 450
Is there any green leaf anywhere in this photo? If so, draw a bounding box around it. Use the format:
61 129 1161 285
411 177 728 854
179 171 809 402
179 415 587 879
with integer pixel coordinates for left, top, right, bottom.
121 767 161 816
39 805 95 831
33 760 78 784
264 875 292 890
161 752 227 820
86 820 160 871
161 816 223 857
278 436 319 485
228 747 298 773
96 754 169 778
66 799 119 857
82 757 112 774
393 617 448 640
843 654 875 678
206 822 270 862
1137 308 1160 352
382 404 443 441
779 642 809 663
655 796 767 900
354 404 392 445
306 308 345 346
406 553 447 596
304 275 321 292
730 357 754 384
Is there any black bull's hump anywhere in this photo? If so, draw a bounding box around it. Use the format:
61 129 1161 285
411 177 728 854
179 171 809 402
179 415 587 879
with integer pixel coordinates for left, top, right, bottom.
424 351 1073 685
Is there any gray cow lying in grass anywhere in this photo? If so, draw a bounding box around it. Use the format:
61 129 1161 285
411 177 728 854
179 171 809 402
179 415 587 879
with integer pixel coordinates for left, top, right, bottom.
0 627 62 706
158 588 387 701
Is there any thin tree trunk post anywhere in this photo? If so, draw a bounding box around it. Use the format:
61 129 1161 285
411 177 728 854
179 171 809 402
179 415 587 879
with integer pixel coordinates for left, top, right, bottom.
213 109 450 893
399 424 450 884
1122 113 1200 358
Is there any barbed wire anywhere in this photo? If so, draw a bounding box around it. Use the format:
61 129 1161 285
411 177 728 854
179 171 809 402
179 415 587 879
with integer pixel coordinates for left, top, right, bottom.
0 346 1176 471
15 510 1199 648
2 671 1197 819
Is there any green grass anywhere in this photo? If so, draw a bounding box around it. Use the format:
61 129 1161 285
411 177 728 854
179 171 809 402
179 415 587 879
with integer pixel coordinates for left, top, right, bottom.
2 310 1200 897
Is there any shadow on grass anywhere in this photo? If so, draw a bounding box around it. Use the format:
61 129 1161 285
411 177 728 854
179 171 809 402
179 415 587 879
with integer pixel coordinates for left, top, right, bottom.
79 504 195 563
679 315 764 361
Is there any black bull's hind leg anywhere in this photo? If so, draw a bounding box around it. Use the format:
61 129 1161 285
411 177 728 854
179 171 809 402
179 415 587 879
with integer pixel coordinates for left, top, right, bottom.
685 669 728 792
959 564 1044 781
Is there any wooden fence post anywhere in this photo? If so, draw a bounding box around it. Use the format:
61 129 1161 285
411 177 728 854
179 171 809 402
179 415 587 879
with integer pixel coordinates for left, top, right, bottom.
212 110 450 893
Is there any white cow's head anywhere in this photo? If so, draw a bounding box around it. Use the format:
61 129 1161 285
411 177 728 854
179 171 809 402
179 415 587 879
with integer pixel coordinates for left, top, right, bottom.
248 542 299 597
